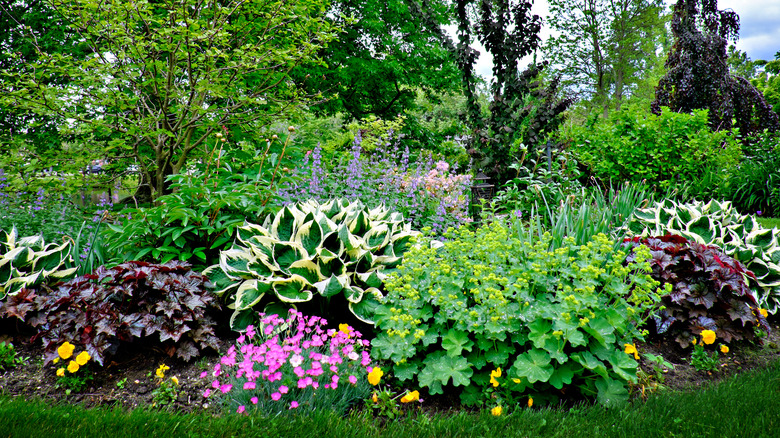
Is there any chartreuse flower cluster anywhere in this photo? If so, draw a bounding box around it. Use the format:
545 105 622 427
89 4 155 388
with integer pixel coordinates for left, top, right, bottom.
52 341 92 394
372 221 664 408
202 310 374 416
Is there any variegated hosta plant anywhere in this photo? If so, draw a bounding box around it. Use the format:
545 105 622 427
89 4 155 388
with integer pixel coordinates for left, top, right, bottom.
626 199 780 313
204 199 420 331
0 226 78 299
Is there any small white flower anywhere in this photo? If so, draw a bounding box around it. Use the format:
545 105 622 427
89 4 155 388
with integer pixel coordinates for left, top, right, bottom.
290 354 304 368
348 351 359 361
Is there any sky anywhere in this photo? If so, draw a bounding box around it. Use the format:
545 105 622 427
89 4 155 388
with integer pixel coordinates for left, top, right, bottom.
465 0 780 80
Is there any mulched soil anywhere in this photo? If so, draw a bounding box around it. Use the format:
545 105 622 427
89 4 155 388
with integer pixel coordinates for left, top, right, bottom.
1 316 779 415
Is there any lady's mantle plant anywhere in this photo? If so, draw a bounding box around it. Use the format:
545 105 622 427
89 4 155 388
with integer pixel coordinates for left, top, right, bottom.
204 198 419 330
371 222 664 407
202 310 373 415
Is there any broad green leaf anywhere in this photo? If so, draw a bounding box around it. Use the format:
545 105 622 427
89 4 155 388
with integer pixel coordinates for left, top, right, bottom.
234 280 272 310
313 274 347 298
441 329 474 358
583 318 616 347
288 259 321 284
294 220 323 257
419 351 473 393
511 349 554 384
595 377 629 408
272 275 312 303
548 362 575 389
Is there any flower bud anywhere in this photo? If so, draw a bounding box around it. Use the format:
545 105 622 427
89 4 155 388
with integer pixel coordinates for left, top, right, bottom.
216 132 223 138
288 126 296 132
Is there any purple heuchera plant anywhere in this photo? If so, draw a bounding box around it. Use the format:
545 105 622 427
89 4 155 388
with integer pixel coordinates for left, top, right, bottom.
203 309 373 415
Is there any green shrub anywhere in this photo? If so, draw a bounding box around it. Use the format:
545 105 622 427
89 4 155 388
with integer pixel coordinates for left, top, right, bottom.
371 222 663 407
204 199 419 331
623 234 769 347
627 199 780 314
103 139 297 270
0 227 77 299
570 106 741 190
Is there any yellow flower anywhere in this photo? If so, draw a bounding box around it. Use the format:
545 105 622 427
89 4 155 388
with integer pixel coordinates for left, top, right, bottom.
759 308 768 318
170 376 179 386
372 392 378 403
490 367 502 387
512 378 522 384
491 405 502 416
75 351 90 366
624 343 639 360
56 368 65 377
367 367 383 386
701 330 716 345
400 390 420 403
53 358 59 364
156 364 170 379
692 338 697 345
528 397 533 408
67 360 79 373
58 342 75 360
720 345 729 354
339 324 351 337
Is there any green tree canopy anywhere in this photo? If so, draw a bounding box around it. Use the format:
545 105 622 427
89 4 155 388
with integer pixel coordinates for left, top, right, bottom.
1 0 338 200
544 0 667 117
294 0 461 120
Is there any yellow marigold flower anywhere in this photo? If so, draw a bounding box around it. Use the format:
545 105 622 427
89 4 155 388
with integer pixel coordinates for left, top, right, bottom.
67 360 79 373
624 343 639 360
56 368 65 377
170 376 179 386
720 345 729 354
367 367 383 386
400 390 420 403
528 397 533 408
701 330 716 345
58 342 75 360
156 364 170 379
490 368 502 387
759 308 768 318
491 405 502 416
75 351 90 366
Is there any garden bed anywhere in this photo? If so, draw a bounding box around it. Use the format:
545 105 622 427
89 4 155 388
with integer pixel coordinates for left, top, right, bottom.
2 314 779 416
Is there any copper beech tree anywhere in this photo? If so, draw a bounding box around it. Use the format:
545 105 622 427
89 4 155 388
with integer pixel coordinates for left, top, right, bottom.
652 0 779 136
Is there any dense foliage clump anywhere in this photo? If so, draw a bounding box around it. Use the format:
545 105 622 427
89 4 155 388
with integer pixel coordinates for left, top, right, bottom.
2 261 220 365
623 234 770 348
372 222 663 407
652 0 779 136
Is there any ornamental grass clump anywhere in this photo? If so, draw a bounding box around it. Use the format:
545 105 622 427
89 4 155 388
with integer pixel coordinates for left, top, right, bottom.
203 310 373 416
372 221 665 408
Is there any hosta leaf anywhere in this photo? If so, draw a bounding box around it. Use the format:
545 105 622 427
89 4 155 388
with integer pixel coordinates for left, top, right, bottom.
338 225 363 252
348 210 370 235
219 248 252 279
234 280 272 311
356 270 385 289
319 255 345 278
269 206 298 242
294 220 323 257
272 275 312 303
273 242 305 273
687 216 714 243
344 285 365 303
511 349 554 384
365 224 390 250
288 259 322 284
349 288 383 324
237 223 270 245
230 308 257 332
313 274 347 297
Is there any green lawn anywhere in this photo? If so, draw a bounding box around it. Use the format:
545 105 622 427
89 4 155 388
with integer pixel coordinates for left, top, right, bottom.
2 359 779 438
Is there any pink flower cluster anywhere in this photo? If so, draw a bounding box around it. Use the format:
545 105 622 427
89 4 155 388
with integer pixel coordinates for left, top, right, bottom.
202 310 373 414
397 160 471 220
